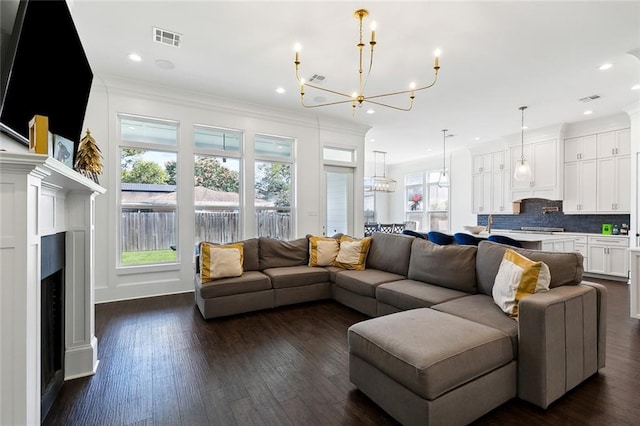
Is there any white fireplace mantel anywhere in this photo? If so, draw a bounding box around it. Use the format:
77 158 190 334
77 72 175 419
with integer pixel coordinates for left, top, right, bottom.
0 151 105 425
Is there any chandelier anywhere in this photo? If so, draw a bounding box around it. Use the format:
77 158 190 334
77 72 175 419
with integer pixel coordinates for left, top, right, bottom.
294 9 441 113
364 151 396 192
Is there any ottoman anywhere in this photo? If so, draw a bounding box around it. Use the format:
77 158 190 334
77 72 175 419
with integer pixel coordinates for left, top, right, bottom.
348 308 516 426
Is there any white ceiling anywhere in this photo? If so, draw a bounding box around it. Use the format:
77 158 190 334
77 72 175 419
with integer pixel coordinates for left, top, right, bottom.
68 0 640 164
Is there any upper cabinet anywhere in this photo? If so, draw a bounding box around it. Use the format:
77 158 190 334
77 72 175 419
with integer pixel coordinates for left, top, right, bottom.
471 149 512 214
563 128 630 214
510 139 560 201
564 135 596 161
597 129 630 158
472 153 493 174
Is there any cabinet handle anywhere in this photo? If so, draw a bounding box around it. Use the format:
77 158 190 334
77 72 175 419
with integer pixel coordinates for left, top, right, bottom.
615 148 618 155
578 153 581 160
500 164 504 170
612 148 615 155
479 167 483 172
529 181 534 187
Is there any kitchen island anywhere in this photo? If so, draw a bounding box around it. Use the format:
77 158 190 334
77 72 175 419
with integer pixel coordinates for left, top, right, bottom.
469 230 576 251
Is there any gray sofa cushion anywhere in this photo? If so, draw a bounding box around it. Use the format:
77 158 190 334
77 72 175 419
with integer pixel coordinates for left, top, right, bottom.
408 239 477 293
476 241 584 296
348 308 513 400
366 232 414 276
334 269 406 298
432 294 519 358
259 237 309 270
376 279 470 310
196 271 271 299
240 238 260 271
263 265 329 289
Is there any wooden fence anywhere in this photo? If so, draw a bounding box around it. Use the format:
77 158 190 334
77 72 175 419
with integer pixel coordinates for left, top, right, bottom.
121 211 176 251
121 209 291 251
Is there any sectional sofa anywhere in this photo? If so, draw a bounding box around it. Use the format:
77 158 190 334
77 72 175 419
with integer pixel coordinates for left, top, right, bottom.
194 232 607 425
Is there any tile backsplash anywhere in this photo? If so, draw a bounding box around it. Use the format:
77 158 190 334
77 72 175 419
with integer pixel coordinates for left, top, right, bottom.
477 199 630 234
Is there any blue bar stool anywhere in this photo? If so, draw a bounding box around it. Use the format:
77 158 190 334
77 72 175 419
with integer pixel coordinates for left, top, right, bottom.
487 234 523 248
402 229 428 240
427 231 455 245
454 233 482 246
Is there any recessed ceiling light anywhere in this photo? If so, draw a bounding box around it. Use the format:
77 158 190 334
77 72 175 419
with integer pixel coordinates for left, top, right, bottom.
584 110 593 115
366 109 375 114
128 53 142 62
427 148 433 152
276 87 285 94
599 63 612 70
632 84 640 91
370 139 376 143
474 137 481 141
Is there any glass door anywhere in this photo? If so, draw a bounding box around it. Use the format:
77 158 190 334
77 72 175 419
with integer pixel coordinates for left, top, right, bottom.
325 165 354 237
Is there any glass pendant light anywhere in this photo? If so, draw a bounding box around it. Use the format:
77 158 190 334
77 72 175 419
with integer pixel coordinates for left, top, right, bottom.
438 129 449 188
513 106 532 181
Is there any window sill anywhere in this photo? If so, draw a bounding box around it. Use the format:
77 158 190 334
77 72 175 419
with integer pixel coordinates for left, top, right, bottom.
116 262 181 276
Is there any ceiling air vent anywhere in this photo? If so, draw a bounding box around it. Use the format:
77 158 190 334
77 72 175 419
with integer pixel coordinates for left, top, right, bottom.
308 74 326 83
579 94 601 103
153 27 181 47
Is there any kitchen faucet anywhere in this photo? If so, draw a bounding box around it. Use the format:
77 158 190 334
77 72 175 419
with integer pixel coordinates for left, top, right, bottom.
487 214 493 233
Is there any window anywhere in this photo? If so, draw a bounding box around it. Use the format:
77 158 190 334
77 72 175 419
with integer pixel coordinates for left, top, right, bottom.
427 170 449 231
405 172 424 229
403 170 449 232
118 115 179 266
254 134 294 239
193 125 242 245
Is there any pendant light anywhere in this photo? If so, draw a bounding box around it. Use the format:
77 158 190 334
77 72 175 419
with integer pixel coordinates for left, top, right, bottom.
438 129 449 188
513 106 532 181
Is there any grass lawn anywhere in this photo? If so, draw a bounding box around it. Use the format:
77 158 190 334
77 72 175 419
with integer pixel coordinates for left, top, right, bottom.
121 249 177 265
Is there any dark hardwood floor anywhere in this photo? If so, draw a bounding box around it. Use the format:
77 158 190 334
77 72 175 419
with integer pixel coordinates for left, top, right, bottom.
44 279 640 425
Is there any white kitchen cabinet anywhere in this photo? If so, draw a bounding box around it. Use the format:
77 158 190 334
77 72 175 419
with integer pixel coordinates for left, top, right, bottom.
564 135 597 161
596 155 630 212
472 153 493 174
541 239 575 252
472 172 491 213
587 236 629 278
472 150 511 214
597 129 630 158
563 160 597 213
491 151 508 172
511 139 559 200
491 169 512 213
574 239 588 271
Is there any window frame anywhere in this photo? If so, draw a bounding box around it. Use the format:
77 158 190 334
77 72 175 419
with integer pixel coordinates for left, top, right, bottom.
193 124 244 245
117 114 180 272
254 133 296 240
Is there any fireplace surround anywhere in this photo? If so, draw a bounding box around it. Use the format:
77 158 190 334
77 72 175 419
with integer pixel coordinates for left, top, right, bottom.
0 152 105 425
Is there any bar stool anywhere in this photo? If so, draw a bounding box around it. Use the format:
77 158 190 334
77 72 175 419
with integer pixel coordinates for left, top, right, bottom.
487 235 523 248
453 233 483 246
427 231 455 245
379 224 395 233
364 223 379 237
392 223 406 234
402 229 428 240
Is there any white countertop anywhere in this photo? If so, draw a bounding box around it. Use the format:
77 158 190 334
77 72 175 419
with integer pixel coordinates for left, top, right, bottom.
484 230 577 242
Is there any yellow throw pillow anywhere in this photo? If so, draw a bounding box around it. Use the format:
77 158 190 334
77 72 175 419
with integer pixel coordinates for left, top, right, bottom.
200 242 244 283
332 236 372 270
309 236 340 267
492 249 550 319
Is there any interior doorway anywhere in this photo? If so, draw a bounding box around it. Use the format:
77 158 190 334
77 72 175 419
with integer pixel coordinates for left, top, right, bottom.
324 165 354 237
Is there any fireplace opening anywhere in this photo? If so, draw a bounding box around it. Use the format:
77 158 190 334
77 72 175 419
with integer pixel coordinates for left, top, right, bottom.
41 233 65 421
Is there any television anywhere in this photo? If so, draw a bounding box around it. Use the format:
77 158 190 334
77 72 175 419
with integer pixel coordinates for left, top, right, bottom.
0 0 93 146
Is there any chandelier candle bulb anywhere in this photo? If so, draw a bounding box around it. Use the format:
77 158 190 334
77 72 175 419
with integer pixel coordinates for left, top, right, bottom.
370 21 376 42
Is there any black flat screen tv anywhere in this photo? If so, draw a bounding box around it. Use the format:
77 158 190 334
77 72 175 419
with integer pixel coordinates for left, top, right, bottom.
0 0 93 146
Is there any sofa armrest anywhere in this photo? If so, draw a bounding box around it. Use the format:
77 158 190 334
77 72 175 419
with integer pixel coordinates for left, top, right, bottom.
517 284 604 409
